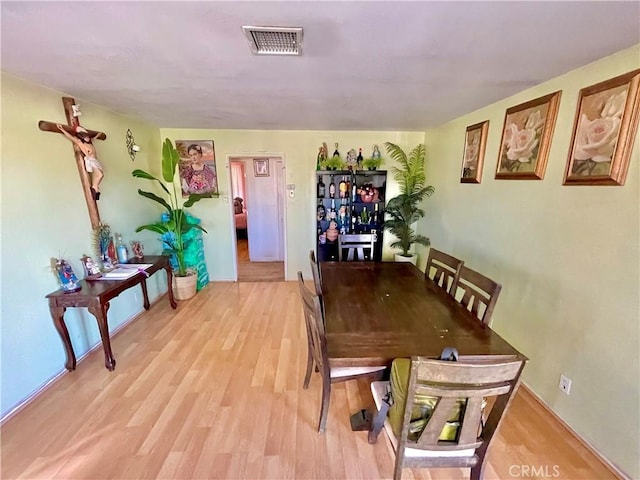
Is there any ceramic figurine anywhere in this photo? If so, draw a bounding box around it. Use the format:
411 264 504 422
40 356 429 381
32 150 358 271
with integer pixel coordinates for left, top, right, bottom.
81 254 102 279
54 258 81 292
130 241 144 259
372 144 381 159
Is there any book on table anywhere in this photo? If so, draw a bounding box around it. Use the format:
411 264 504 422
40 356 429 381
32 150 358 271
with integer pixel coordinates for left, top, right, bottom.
95 264 154 280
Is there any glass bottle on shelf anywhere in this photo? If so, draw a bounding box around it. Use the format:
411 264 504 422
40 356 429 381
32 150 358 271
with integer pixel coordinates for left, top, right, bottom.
317 176 325 198
372 203 379 225
357 148 363 169
329 175 336 199
352 183 357 202
339 176 347 198
330 199 336 220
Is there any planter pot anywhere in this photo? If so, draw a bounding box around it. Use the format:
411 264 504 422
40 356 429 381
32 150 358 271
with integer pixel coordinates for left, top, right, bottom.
173 272 197 301
394 253 417 266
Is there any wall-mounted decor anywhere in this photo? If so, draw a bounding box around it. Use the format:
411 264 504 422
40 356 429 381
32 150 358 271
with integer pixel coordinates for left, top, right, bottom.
563 69 640 186
495 91 562 180
254 158 270 177
175 140 218 196
460 120 489 183
125 129 140 161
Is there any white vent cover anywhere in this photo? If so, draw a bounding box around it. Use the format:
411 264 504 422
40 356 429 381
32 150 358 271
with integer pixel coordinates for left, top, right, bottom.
242 26 303 56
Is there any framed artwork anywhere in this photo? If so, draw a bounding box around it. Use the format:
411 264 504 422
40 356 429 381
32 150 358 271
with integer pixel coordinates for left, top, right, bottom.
563 69 640 186
460 120 489 183
254 158 270 177
495 91 562 180
175 140 218 197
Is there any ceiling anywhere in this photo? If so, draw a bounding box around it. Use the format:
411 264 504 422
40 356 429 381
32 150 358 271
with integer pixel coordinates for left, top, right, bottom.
2 1 639 131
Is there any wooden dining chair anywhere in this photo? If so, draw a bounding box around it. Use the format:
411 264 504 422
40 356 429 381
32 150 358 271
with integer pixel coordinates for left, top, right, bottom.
338 233 376 261
297 272 386 432
425 248 464 295
309 250 323 297
453 266 502 326
370 355 524 480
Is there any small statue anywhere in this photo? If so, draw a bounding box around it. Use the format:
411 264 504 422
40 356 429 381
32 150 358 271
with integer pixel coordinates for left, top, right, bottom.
53 258 81 292
81 254 102 278
316 142 328 170
130 241 144 259
346 149 357 168
372 144 381 160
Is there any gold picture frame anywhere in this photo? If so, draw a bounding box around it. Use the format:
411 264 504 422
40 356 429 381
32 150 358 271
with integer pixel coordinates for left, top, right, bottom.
254 158 270 177
460 120 489 184
563 69 640 186
495 91 562 180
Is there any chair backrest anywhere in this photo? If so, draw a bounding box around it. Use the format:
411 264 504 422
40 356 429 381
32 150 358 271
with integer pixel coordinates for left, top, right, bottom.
297 272 329 377
396 356 524 476
309 250 323 296
425 248 463 295
338 233 376 261
453 266 502 325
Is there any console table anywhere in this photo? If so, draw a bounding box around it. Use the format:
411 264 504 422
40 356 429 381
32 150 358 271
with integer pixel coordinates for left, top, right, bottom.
46 255 177 371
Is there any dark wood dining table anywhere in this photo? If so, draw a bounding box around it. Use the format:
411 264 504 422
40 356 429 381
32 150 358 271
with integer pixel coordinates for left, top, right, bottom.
321 261 527 367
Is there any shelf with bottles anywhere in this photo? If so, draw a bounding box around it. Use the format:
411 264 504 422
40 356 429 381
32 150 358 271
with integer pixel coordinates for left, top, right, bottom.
315 169 386 261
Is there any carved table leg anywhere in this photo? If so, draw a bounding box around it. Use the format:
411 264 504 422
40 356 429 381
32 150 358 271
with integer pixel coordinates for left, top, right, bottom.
50 305 76 371
165 266 177 309
88 301 116 371
140 279 150 310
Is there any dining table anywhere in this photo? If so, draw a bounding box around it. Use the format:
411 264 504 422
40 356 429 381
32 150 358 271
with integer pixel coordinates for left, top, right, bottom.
320 261 527 367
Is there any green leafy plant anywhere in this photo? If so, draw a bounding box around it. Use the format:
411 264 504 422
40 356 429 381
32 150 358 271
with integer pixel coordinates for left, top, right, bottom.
383 142 435 257
132 138 211 276
322 154 345 170
362 156 383 170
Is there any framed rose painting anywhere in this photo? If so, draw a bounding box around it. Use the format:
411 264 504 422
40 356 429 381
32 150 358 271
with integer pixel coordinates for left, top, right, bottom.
563 69 640 186
495 91 562 180
460 120 489 183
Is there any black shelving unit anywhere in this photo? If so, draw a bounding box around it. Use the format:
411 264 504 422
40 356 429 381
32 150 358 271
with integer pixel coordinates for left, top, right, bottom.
315 169 387 261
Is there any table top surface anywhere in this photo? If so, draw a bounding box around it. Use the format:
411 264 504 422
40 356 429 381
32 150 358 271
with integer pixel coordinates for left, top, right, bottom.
320 261 526 366
46 255 168 299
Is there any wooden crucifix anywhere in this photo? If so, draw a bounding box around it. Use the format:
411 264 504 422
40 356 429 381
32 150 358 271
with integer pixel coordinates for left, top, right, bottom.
39 97 107 229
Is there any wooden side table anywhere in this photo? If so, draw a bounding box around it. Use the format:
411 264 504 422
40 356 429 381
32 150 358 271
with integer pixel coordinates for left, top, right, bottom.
46 256 177 371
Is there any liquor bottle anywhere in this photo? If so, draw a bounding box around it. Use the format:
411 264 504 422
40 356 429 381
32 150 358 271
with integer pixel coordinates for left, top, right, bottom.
330 199 337 220
352 183 357 202
317 176 326 198
372 203 379 225
329 175 336 199
333 142 340 158
357 148 363 169
339 176 347 198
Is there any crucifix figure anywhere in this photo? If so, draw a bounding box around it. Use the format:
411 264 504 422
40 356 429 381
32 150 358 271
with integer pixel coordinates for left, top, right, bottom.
56 124 104 200
38 97 107 228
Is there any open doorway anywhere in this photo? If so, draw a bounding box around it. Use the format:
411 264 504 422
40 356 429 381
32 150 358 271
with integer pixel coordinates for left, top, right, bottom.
229 156 285 282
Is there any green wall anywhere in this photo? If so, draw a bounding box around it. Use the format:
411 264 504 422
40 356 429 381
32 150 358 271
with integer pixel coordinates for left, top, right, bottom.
160 128 424 281
0 73 166 417
420 45 640 477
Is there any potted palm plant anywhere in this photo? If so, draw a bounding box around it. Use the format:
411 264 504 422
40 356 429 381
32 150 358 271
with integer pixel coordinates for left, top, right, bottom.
383 142 435 265
132 138 211 300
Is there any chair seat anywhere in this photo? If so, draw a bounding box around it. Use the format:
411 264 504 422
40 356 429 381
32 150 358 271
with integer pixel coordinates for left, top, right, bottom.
371 381 476 458
331 365 386 379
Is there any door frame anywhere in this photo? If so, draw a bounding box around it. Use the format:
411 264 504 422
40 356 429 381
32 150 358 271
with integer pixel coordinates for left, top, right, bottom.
226 153 288 281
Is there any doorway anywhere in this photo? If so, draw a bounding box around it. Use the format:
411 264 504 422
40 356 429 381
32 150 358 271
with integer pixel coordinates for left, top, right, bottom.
229 156 285 282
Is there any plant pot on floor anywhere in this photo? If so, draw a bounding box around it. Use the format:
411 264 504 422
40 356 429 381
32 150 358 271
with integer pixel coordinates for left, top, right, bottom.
173 272 197 300
394 253 417 265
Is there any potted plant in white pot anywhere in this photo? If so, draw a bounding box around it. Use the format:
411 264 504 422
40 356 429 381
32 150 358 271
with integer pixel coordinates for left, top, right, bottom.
132 138 212 300
383 142 435 265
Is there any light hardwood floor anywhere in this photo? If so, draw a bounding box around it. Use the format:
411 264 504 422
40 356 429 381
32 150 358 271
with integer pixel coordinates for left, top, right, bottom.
236 239 284 282
1 282 617 480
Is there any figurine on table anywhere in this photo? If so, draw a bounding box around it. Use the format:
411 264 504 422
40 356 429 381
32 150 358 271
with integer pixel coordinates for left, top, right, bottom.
53 258 81 292
81 255 102 279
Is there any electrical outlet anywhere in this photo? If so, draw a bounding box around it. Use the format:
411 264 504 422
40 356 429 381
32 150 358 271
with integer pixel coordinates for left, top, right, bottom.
559 374 572 395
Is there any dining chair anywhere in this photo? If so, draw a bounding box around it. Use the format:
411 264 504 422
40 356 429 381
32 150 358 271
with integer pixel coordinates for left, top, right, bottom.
338 233 376 261
297 272 386 432
309 250 323 297
370 355 524 480
425 248 464 295
453 266 502 326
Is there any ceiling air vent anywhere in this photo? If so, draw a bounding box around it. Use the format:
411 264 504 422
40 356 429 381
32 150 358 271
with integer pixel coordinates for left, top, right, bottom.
242 26 303 56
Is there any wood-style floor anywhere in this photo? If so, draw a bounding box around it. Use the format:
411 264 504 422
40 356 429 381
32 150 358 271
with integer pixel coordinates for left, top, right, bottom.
236 238 284 282
1 282 616 480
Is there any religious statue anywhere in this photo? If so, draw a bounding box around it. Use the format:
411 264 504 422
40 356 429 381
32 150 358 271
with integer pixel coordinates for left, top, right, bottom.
57 124 104 200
